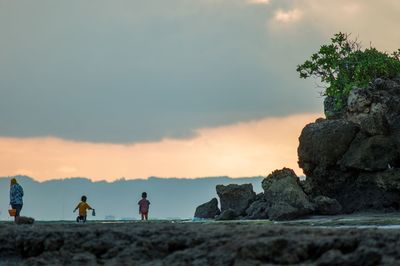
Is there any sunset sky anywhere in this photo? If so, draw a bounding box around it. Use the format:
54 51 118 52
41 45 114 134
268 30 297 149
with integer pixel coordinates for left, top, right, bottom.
1 0 399 181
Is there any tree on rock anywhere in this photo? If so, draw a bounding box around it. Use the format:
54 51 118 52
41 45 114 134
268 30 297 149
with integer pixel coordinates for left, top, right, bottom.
296 32 400 107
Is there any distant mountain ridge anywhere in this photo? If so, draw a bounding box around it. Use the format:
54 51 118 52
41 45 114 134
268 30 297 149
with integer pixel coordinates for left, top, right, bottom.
0 175 264 221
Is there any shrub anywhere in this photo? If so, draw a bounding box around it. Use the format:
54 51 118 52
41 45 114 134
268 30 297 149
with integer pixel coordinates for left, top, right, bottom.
296 32 400 106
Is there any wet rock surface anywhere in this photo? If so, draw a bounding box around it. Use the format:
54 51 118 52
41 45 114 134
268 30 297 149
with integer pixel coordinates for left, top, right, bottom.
1 222 400 265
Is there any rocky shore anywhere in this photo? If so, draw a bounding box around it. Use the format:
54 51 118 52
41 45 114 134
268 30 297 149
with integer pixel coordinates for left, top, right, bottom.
195 77 400 221
1 221 400 265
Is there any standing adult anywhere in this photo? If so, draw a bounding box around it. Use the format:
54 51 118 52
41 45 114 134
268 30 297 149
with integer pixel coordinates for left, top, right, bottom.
10 178 24 221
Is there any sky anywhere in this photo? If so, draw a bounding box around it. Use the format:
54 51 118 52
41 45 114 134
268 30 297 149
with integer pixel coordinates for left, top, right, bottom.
1 0 399 181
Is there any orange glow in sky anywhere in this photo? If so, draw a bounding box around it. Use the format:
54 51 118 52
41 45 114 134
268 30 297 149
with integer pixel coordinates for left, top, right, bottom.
0 113 321 181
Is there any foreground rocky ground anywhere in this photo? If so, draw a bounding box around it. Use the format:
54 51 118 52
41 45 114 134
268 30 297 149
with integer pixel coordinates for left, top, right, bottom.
1 220 400 265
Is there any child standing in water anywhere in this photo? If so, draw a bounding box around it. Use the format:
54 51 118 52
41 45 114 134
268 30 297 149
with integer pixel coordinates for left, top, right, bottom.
74 195 95 223
138 192 150 220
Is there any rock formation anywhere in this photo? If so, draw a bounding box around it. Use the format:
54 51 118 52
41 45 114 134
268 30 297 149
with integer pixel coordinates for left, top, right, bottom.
262 168 314 220
299 77 400 213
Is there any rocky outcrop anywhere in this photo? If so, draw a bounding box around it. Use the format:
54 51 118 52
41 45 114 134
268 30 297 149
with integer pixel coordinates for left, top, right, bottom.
216 184 256 216
262 168 314 220
194 198 220 219
193 79 400 220
298 77 400 213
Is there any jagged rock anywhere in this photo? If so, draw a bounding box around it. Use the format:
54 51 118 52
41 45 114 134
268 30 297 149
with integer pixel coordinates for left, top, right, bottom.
216 209 238 221
340 134 399 171
262 168 314 220
245 200 269 220
216 184 256 216
346 87 389 135
194 198 220 219
359 110 389 136
313 196 342 215
347 87 373 113
15 216 35 225
298 119 359 175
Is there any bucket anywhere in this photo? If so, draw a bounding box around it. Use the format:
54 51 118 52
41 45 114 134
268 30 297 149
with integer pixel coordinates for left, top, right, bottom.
8 209 16 217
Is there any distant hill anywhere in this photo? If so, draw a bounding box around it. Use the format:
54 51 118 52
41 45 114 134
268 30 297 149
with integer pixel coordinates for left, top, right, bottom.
0 176 264 221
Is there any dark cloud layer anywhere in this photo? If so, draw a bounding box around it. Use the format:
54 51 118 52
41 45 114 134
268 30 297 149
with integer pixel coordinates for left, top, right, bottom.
0 0 324 143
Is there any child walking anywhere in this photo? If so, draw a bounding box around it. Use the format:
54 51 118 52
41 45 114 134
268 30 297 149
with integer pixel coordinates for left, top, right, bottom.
138 192 150 220
74 195 95 223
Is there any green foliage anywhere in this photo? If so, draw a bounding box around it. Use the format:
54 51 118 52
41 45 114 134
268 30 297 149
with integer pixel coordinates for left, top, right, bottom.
297 32 400 106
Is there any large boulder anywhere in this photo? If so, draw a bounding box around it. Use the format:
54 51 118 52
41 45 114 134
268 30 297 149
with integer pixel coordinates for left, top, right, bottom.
298 119 359 175
194 198 220 219
262 168 314 220
216 184 256 216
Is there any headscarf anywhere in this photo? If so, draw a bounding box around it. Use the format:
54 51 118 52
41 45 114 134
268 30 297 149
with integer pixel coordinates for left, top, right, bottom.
10 178 17 186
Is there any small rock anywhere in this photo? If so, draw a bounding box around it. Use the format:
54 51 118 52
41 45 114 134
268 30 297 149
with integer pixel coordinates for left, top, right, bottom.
194 198 221 219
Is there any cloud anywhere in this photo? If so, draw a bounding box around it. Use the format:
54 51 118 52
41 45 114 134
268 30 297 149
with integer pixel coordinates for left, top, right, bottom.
272 0 400 51
247 0 271 5
273 9 303 23
0 113 321 181
0 0 321 143
0 1 398 144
